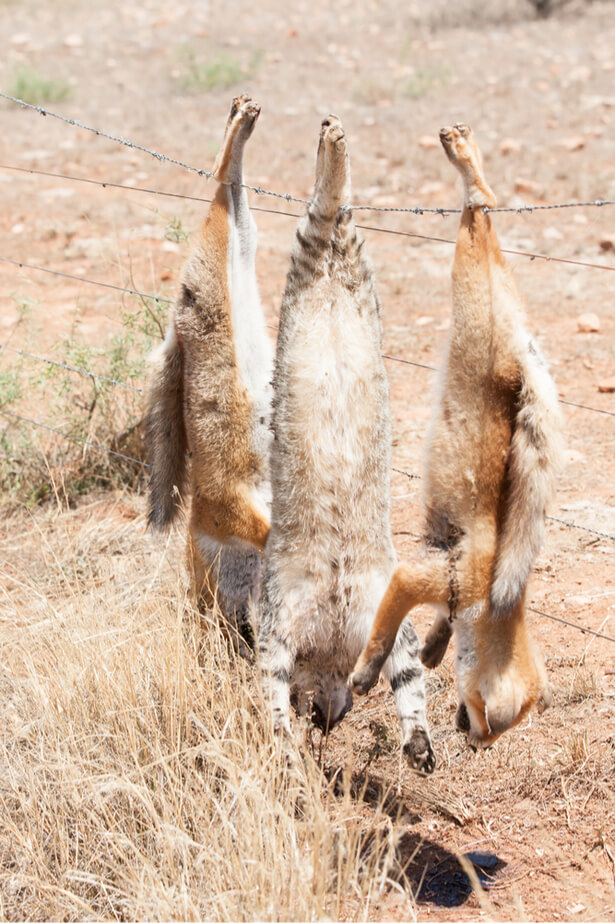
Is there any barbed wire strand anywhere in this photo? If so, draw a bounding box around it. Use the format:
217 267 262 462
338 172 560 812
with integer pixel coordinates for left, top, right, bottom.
0 93 311 207
486 200 615 214
4 163 615 275
354 222 615 273
546 514 615 542
6 162 615 271
0 408 149 466
0 255 173 304
391 466 615 543
0 343 143 393
0 163 311 223
3 255 614 420
527 607 615 644
0 101 612 649
557 397 615 418
0 350 611 542
4 95 615 218
1 410 612 642
0 163 215 204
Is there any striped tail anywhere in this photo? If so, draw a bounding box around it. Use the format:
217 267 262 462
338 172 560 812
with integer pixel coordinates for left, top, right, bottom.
490 341 563 616
144 321 188 531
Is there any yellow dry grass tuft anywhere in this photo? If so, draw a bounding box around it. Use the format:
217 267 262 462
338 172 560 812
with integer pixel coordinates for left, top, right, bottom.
0 493 419 922
1 491 614 921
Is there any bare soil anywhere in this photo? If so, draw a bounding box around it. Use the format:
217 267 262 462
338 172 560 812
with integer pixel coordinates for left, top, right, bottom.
0 0 614 919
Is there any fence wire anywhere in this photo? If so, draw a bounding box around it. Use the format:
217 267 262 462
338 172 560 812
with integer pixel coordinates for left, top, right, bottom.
0 408 148 466
0 343 143 392
1 92 613 648
390 467 615 544
4 162 615 276
3 93 615 217
1 407 612 645
2 257 614 419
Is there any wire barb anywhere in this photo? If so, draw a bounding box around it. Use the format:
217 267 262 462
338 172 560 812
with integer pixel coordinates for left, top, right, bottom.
4 94 615 217
3 254 613 420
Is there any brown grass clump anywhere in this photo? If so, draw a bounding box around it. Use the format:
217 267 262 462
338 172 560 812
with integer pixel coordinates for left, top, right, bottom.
1 492 614 922
0 493 419 922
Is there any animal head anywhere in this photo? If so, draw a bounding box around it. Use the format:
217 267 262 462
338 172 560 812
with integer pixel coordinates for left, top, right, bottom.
456 604 551 748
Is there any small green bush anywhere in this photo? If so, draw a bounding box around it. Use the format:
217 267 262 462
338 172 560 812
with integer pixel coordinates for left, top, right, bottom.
6 65 70 104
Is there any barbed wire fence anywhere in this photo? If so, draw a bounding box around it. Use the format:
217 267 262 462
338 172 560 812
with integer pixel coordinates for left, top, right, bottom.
0 93 613 646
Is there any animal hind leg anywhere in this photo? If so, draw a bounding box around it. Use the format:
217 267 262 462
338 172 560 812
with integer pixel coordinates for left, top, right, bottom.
439 123 496 209
283 116 352 293
382 620 436 774
312 115 351 218
350 546 492 695
258 581 295 735
212 95 261 185
420 607 453 669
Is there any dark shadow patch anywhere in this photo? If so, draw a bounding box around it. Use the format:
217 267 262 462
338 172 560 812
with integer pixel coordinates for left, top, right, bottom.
324 765 506 909
418 849 504 907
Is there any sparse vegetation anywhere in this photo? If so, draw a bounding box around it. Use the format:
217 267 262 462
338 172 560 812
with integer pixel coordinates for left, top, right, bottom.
0 500 421 920
0 294 168 509
1 0 615 919
402 64 451 101
352 79 391 107
1 495 614 920
165 216 190 244
6 64 70 104
174 47 261 94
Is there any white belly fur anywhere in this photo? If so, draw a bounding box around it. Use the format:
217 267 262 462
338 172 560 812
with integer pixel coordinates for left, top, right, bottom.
226 196 273 515
273 297 394 659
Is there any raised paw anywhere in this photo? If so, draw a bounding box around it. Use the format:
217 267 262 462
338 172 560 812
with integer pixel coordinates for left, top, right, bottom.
312 113 351 213
439 123 474 158
439 123 496 209
212 95 261 182
403 726 436 775
320 114 346 152
234 96 261 125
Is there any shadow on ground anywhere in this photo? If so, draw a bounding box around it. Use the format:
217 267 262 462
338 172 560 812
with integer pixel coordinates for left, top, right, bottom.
328 764 506 909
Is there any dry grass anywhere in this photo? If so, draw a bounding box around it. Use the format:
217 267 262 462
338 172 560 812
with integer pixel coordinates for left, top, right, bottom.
0 492 421 922
1 491 614 921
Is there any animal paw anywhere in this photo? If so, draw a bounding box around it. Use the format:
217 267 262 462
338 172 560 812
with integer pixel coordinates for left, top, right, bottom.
235 96 261 125
403 726 436 775
320 115 346 154
537 682 553 713
439 123 496 209
420 621 451 669
348 658 381 696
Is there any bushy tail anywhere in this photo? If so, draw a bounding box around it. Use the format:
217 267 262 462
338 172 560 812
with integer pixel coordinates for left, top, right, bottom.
144 321 188 531
490 342 563 616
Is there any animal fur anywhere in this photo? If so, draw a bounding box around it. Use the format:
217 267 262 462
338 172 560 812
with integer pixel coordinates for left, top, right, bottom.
350 124 562 748
144 96 273 646
258 115 435 773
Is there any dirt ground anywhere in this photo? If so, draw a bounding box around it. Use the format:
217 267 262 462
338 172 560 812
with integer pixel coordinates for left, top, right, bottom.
0 0 614 919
